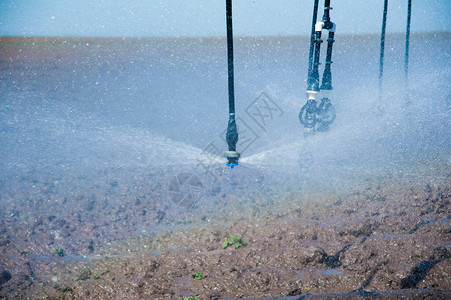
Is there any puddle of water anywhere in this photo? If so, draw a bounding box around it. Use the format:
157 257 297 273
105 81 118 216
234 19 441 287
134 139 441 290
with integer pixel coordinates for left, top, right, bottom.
62 254 90 261
320 269 343 275
296 268 344 279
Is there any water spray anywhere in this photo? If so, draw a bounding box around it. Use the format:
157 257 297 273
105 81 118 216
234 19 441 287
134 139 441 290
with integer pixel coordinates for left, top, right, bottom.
300 0 336 135
224 0 240 168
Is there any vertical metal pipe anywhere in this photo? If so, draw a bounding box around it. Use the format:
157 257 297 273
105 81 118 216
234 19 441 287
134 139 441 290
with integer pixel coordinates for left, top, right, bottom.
404 0 412 87
320 30 335 91
307 0 320 90
226 0 235 115
311 29 323 92
323 0 331 22
379 0 388 100
225 0 239 161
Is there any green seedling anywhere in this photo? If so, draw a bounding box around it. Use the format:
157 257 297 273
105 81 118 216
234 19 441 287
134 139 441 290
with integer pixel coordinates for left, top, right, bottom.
222 240 233 249
50 248 65 257
94 274 100 279
192 272 203 280
184 297 200 300
20 215 28 220
21 250 30 256
236 294 244 298
222 235 247 249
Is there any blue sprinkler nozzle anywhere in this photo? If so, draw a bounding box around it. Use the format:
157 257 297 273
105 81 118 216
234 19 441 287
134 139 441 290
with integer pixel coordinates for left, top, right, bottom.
224 151 240 168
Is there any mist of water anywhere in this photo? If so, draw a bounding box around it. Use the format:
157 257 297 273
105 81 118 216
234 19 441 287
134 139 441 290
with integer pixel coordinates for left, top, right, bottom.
0 33 449 201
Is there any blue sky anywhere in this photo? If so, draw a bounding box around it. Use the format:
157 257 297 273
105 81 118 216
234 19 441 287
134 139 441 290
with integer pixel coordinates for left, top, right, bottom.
0 0 449 37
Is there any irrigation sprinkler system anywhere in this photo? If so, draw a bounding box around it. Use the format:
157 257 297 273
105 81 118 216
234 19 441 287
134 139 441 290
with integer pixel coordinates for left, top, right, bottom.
299 0 336 135
223 0 413 167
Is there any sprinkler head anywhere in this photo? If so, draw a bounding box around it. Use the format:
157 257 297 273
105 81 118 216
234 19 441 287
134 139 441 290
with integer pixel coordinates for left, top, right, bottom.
316 98 336 131
224 151 240 168
299 99 318 127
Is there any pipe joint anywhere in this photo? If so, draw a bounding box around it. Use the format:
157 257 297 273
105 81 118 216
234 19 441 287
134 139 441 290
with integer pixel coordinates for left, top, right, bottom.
315 21 324 32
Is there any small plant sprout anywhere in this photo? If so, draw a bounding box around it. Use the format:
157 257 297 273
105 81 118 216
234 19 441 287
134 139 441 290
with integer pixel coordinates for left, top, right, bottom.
222 235 247 249
184 297 200 300
192 272 203 280
222 240 232 249
236 293 244 298
50 248 65 257
94 274 100 279
21 250 30 256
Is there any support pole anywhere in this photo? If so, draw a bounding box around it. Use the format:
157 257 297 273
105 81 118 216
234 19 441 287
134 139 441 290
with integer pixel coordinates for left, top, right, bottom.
320 29 335 92
322 0 332 26
317 0 336 132
404 0 412 90
311 25 323 93
320 0 335 93
378 0 389 101
307 0 320 93
224 0 240 167
226 0 235 117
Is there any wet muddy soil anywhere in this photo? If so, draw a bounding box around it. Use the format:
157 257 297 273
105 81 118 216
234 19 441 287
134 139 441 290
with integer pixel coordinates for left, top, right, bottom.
0 166 449 299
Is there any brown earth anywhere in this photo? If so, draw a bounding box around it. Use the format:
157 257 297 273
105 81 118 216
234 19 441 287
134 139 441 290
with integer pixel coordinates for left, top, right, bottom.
0 165 450 299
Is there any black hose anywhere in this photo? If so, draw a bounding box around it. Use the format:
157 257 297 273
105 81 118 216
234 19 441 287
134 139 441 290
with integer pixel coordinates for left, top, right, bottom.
379 0 388 100
323 0 331 24
226 0 235 115
405 0 412 86
307 0 320 90
320 31 334 91
320 0 334 90
225 0 239 159
311 29 323 92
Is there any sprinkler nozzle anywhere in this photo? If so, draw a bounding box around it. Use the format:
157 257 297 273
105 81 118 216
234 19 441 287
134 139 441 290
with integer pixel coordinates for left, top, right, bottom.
225 114 239 168
224 151 240 168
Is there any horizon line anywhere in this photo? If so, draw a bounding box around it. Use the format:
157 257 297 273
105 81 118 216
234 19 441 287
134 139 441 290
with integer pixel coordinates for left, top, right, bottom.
1 31 450 41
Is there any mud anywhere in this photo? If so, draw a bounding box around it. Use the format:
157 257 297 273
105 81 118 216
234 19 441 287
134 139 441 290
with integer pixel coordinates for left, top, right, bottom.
0 165 449 299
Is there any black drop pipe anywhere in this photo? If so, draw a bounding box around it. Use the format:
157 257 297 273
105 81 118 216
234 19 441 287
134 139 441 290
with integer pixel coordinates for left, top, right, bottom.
320 30 334 91
226 0 235 117
322 0 333 29
404 0 412 87
310 29 323 93
224 0 240 167
316 1 336 132
379 0 389 100
307 0 320 92
301 0 337 133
